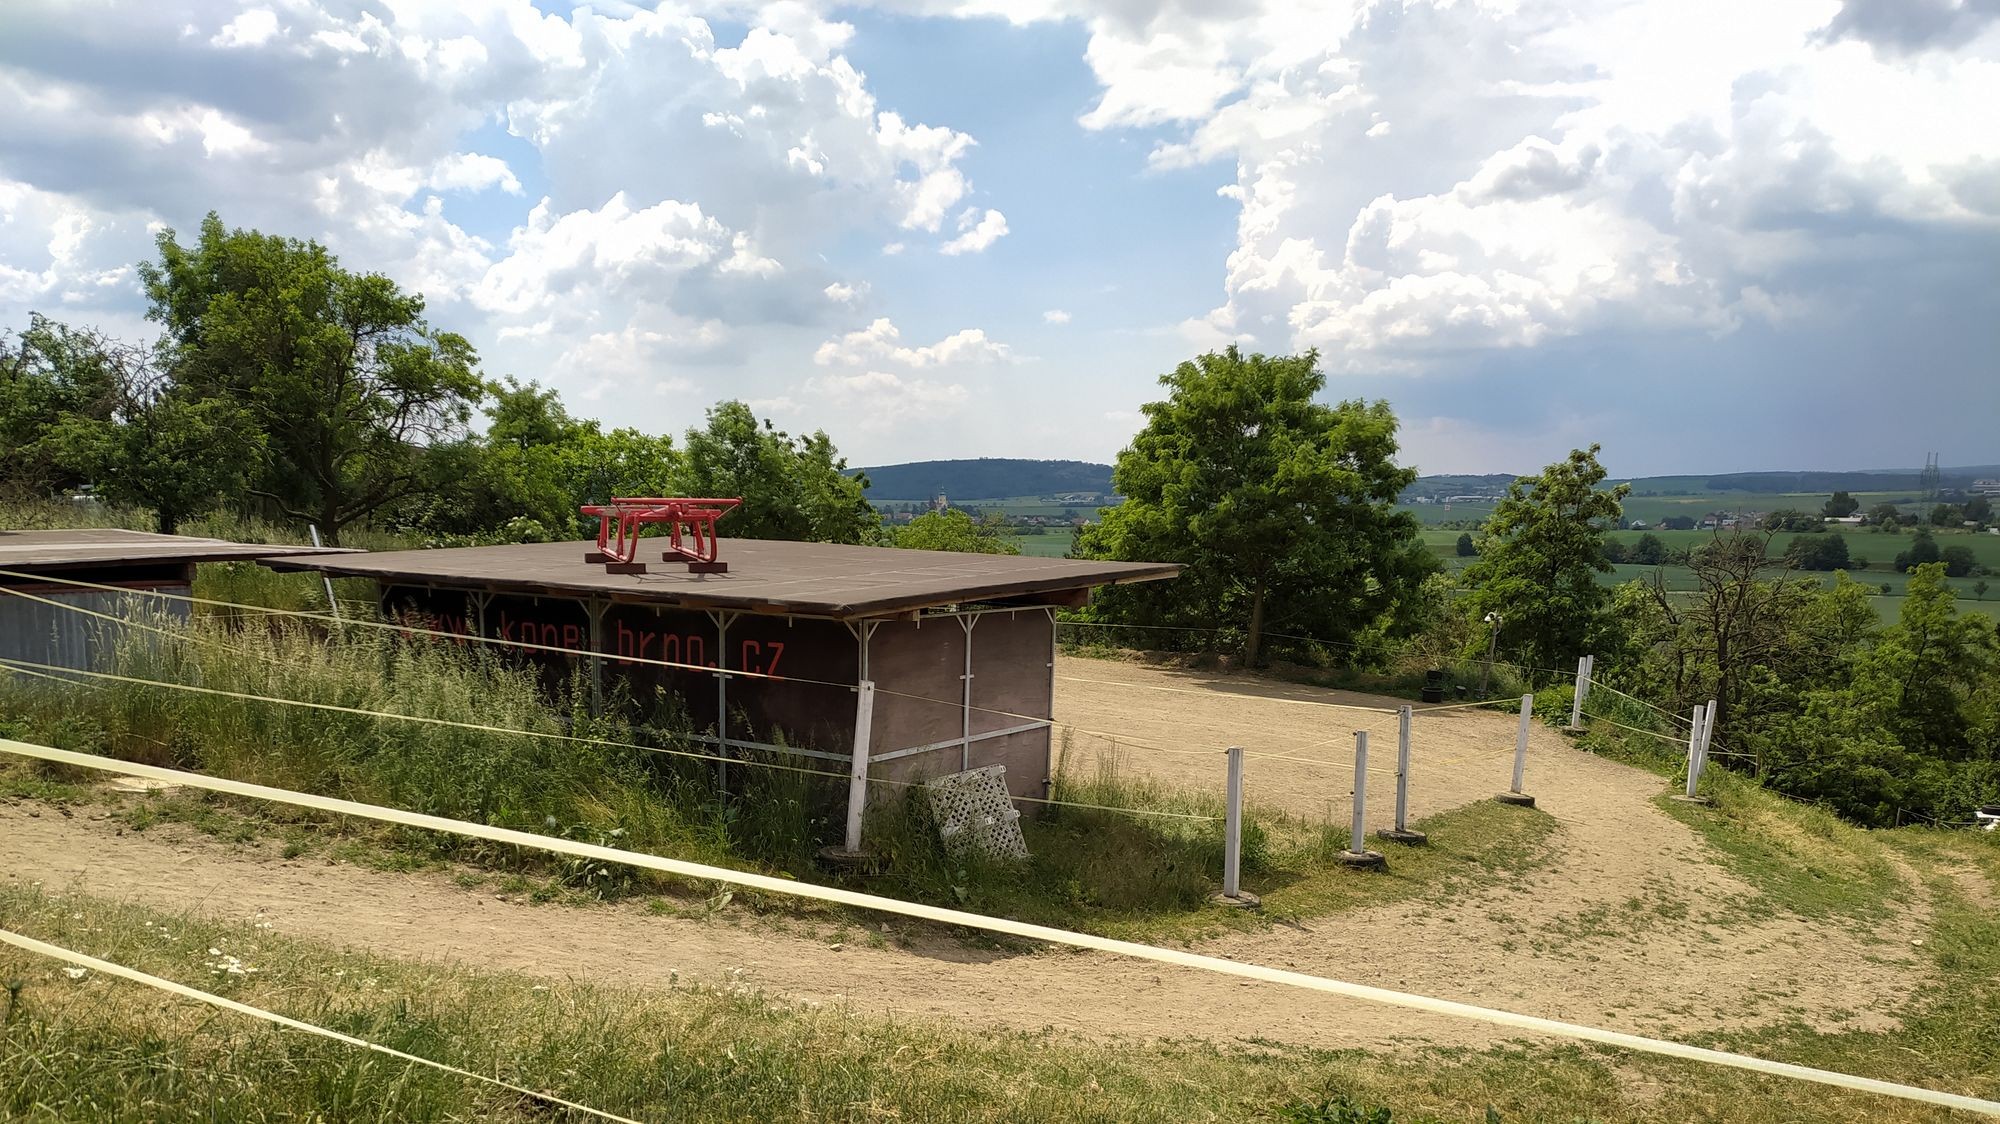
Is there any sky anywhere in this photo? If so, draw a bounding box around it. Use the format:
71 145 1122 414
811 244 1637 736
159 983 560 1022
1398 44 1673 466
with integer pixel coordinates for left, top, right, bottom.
1 0 1996 477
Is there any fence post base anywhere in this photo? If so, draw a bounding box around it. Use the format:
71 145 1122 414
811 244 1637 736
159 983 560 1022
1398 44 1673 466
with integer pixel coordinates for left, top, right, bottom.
1210 890 1263 910
1338 848 1387 869
1375 827 1428 846
1669 794 1714 807
816 846 882 873
1495 791 1537 808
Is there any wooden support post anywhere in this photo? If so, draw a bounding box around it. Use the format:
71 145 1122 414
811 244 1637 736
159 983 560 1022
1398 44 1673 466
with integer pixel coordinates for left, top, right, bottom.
1340 732 1387 868
1570 655 1589 729
843 681 876 853
1224 746 1243 897
1496 694 1537 807
1677 703 1710 803
1378 705 1426 845
958 615 978 772
1212 747 1259 906
1699 699 1719 779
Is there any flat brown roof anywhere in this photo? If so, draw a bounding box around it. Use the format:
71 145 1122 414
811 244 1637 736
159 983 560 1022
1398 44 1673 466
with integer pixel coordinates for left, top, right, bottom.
266 538 1179 619
0 529 354 573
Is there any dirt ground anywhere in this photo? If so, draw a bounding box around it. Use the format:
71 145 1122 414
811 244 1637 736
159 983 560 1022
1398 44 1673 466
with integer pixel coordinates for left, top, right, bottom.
0 655 1937 1051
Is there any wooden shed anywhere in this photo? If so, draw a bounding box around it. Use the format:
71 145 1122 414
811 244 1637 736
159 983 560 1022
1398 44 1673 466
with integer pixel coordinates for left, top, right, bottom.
267 539 1178 800
0 529 348 672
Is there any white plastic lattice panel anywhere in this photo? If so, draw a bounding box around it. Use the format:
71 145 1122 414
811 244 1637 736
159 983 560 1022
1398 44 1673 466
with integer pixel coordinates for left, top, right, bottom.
923 764 1029 862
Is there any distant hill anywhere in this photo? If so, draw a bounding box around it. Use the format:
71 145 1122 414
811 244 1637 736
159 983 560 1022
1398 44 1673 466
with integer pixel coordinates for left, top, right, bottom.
854 459 1115 500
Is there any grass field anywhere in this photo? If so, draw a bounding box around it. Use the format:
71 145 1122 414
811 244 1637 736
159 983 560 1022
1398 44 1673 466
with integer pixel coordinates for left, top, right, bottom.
3 739 1996 1122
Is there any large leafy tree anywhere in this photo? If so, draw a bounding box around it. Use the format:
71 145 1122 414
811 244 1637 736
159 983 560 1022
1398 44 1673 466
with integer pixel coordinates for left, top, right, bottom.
140 213 485 543
895 509 1020 554
1461 445 1629 678
0 315 123 494
418 378 679 540
679 401 879 544
1073 346 1433 666
3 316 258 531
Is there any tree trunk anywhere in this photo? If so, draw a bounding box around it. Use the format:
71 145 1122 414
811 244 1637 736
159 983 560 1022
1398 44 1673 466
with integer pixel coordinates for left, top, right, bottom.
1244 580 1266 668
156 509 179 535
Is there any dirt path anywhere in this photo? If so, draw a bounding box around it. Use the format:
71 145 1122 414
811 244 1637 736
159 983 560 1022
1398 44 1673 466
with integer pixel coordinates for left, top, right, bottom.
0 658 1935 1049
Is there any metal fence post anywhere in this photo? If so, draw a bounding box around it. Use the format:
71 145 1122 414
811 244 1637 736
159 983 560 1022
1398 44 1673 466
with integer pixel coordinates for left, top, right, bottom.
1497 694 1537 807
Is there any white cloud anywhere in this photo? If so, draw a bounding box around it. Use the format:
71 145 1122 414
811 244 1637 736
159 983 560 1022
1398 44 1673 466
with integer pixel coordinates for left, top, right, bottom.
940 207 1009 255
427 153 522 195
1051 0 2000 368
814 317 1013 367
1042 308 1070 324
211 8 278 49
0 0 1000 436
473 193 732 318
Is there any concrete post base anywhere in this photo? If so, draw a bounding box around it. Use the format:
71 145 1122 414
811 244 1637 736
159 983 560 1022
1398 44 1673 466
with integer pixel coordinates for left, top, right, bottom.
1375 828 1429 846
1669 794 1713 806
1338 849 1387 870
1495 791 1537 808
1210 890 1262 910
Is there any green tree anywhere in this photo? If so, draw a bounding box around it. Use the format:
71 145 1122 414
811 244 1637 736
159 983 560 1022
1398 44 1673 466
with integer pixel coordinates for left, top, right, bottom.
1073 347 1433 667
1784 532 1850 572
1454 532 1476 557
1942 545 1978 578
1630 532 1668 566
1823 490 1860 518
1894 529 1942 573
1965 495 1994 524
1867 502 1903 529
140 213 485 542
0 315 123 494
895 509 1020 555
1461 445 1630 678
679 401 878 544
1976 579 1989 601
1931 503 1962 527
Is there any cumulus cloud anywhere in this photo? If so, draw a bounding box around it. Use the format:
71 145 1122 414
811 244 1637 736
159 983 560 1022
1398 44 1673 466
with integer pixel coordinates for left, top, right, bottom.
1042 308 1070 324
1814 0 2000 56
0 0 1001 440
1051 0 2000 372
428 153 523 195
939 207 1009 255
211 8 279 49
814 317 1013 367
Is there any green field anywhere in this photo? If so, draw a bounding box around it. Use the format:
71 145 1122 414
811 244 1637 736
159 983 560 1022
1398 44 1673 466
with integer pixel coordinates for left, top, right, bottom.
1420 525 2000 621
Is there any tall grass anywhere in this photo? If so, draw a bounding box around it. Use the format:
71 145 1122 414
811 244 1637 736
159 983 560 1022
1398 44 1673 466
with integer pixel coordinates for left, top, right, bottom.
0 613 831 884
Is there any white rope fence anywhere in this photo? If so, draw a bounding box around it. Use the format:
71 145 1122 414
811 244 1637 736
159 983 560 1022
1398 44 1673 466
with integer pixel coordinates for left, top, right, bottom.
3 736 1995 1117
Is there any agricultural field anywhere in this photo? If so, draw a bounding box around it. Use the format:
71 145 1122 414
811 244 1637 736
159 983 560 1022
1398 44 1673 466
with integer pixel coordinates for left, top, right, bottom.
1420 523 2000 621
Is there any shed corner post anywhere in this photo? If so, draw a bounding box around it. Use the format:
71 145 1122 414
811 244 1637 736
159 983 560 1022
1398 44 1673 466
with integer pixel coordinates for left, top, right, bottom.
708 609 738 795
1044 607 1057 801
844 679 877 852
586 598 609 716
958 613 978 772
